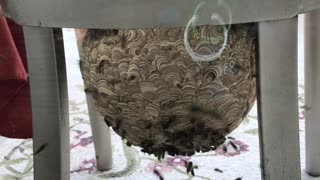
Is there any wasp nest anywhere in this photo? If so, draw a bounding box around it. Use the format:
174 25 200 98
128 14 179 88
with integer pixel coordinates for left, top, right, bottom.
80 24 257 159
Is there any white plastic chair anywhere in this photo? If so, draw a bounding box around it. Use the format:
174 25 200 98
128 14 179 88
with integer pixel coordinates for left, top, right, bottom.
1 0 320 179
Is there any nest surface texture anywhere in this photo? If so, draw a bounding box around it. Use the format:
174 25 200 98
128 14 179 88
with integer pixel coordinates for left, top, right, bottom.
80 24 257 159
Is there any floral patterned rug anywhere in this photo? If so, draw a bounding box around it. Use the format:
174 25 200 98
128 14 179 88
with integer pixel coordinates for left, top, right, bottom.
0 28 318 180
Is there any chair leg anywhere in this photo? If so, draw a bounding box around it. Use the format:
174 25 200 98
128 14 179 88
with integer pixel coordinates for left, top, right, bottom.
304 10 320 177
257 17 301 180
86 94 112 171
23 27 69 180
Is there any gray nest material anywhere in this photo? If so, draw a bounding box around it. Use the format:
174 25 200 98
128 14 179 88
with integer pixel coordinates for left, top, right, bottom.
80 24 257 159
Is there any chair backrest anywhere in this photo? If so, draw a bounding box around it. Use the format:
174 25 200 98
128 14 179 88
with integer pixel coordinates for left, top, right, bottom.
1 0 319 28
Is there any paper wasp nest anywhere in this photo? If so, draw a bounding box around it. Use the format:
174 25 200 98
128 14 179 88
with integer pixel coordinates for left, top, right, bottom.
80 24 257 159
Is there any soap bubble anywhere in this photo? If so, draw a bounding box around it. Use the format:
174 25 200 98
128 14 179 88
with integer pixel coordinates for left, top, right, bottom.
184 0 232 62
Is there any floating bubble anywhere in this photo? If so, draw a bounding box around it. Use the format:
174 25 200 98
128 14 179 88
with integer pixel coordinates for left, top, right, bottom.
184 0 232 62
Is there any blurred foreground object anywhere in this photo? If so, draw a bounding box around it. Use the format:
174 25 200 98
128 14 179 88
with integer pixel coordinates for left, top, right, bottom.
0 6 32 138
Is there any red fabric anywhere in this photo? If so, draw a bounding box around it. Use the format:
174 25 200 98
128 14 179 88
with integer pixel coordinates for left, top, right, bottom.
0 7 32 138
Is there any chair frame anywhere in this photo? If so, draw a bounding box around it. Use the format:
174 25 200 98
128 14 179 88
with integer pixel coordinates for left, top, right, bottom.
2 1 320 179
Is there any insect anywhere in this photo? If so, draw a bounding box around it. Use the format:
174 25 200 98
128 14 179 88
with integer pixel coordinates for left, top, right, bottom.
195 147 201 152
33 143 48 156
300 105 312 111
115 116 123 130
215 136 227 147
207 109 223 120
233 63 247 73
186 162 196 176
104 117 112 127
161 115 176 129
190 105 223 120
191 105 202 113
153 169 164 180
191 169 195 176
79 60 84 71
201 147 211 153
120 129 126 139
160 149 165 159
145 122 153 129
87 29 116 41
155 149 164 161
229 141 238 150
227 136 236 140
141 139 153 147
214 168 223 173
84 88 98 99
223 145 228 153
141 148 147 153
